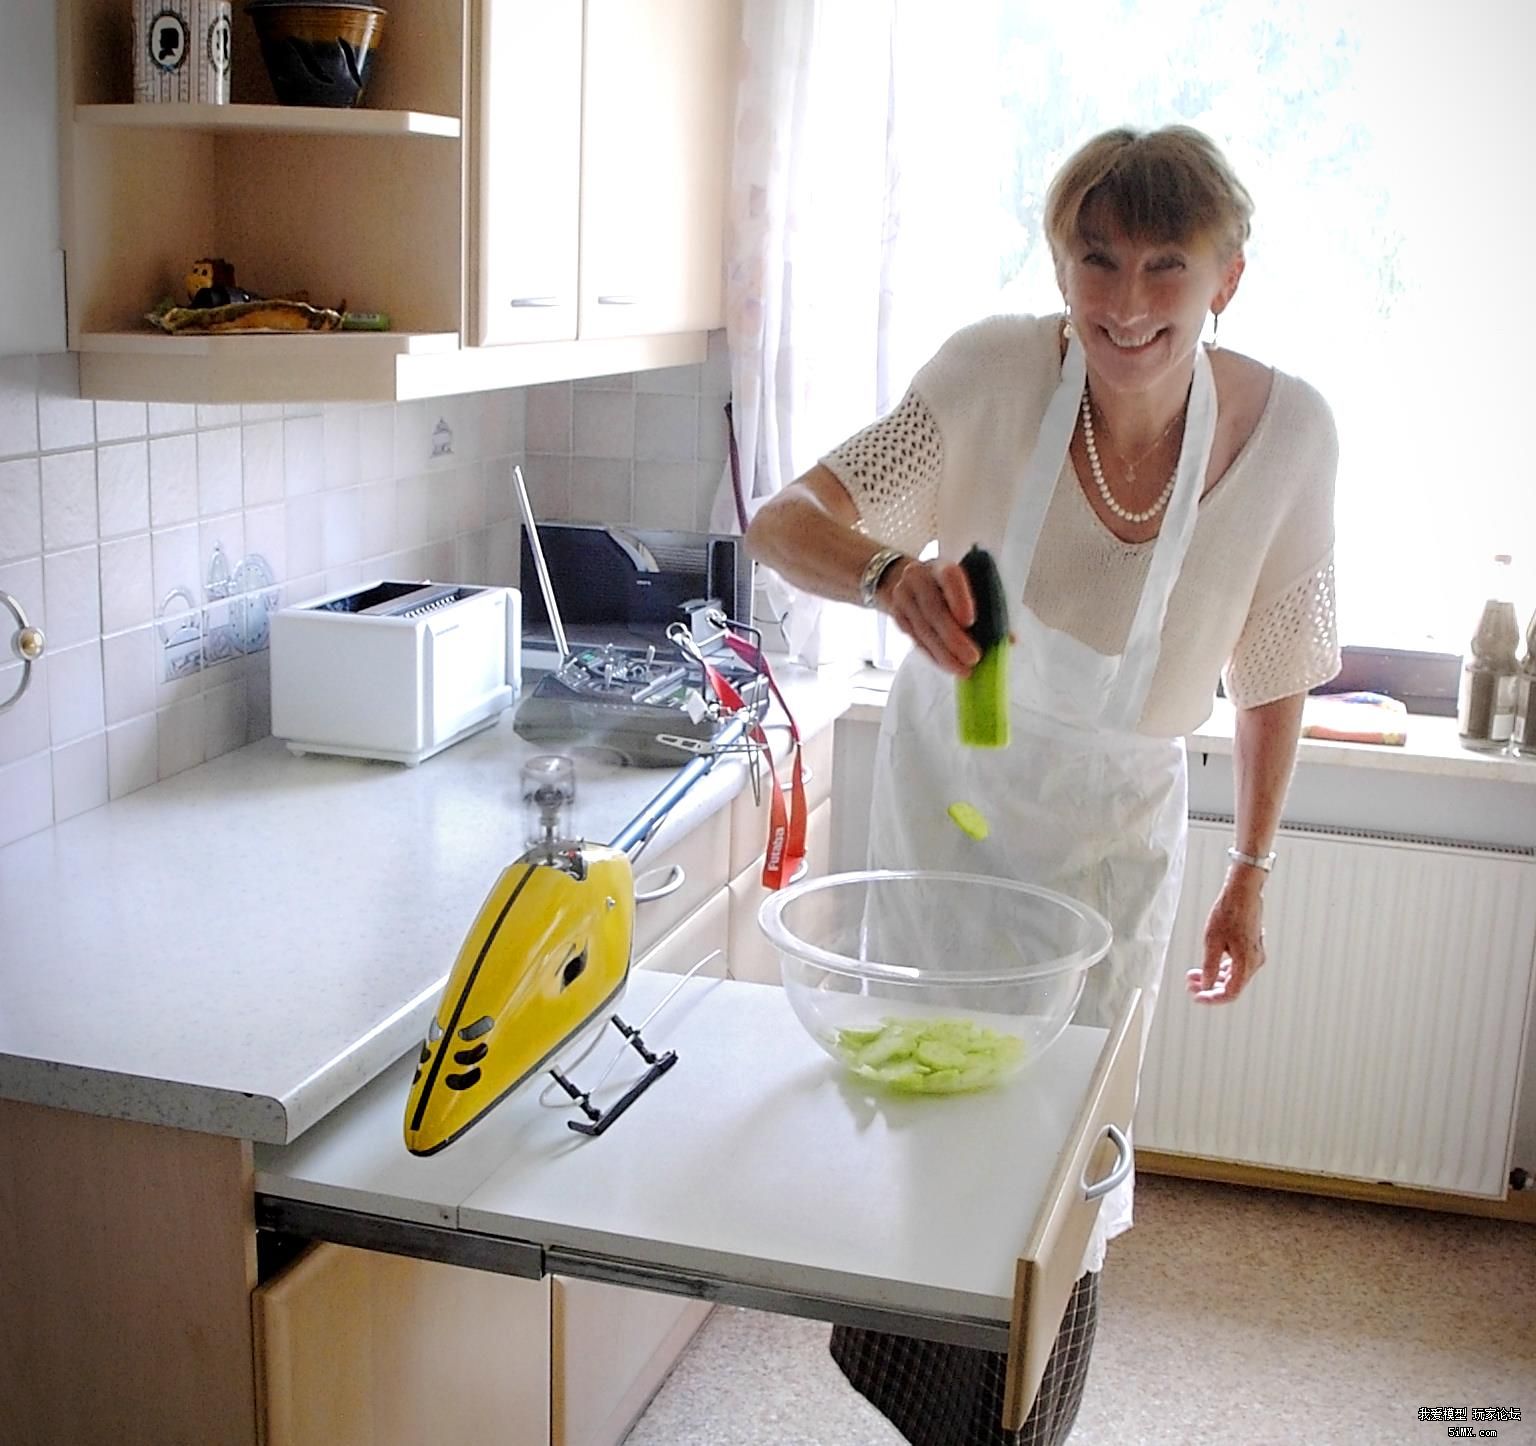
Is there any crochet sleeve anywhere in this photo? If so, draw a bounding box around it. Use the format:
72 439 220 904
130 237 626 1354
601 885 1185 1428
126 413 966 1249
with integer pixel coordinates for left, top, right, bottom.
819 388 943 556
1223 556 1341 708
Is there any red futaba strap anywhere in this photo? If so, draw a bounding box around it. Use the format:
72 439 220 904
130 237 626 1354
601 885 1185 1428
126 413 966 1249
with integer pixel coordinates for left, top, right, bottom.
702 640 806 890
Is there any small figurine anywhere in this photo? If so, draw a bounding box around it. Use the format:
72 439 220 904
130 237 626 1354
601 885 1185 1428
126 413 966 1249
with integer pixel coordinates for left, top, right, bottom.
185 257 257 309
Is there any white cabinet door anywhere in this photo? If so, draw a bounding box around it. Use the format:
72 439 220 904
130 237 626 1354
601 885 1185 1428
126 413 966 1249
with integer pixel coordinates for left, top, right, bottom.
475 0 584 346
0 0 66 355
578 0 736 339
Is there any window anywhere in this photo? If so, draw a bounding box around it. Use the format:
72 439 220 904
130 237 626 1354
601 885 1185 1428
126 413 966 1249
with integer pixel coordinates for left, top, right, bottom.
883 0 1536 654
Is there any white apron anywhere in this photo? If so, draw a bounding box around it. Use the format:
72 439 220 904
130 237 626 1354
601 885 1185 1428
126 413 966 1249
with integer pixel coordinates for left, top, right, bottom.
867 334 1217 1273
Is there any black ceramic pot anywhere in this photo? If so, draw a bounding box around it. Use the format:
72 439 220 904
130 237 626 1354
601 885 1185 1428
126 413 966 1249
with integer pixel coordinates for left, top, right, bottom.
246 2 387 108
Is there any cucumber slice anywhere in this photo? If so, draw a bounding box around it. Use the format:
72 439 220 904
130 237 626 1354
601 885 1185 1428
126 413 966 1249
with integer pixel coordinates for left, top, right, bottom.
833 1017 1026 1095
947 801 990 840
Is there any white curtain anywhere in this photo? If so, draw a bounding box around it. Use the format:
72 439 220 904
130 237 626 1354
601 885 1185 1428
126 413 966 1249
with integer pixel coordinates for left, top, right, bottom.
710 0 899 665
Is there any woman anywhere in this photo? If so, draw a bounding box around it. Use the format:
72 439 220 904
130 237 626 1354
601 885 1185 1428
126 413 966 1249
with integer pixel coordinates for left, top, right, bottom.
745 125 1340 1444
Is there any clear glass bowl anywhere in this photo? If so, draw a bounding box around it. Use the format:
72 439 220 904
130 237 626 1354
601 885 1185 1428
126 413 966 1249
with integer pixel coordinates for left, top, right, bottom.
758 870 1111 1094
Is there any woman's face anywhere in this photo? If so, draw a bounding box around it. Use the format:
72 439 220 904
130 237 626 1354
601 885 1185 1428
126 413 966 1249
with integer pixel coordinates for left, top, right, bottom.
1059 206 1244 397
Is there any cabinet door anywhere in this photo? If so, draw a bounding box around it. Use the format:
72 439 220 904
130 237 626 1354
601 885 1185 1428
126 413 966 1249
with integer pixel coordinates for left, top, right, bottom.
254 1242 551 1446
475 0 583 346
553 1276 710 1446
578 0 737 339
727 799 832 986
0 0 66 355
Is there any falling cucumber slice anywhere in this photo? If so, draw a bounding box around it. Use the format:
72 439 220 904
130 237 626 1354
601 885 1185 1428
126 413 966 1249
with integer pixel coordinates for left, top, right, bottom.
832 1017 1026 1095
947 801 990 840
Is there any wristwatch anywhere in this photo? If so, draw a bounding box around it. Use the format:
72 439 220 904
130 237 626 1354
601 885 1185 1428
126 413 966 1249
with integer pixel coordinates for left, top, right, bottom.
857 546 906 608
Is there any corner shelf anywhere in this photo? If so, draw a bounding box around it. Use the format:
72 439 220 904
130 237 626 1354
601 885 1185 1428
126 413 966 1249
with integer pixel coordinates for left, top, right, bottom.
76 103 460 139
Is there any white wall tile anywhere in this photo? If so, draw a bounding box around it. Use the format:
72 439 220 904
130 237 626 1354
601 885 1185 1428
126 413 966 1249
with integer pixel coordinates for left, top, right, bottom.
100 534 155 634
572 390 635 460
570 458 631 523
697 399 730 465
47 641 105 744
197 427 243 516
151 524 201 622
241 403 284 423
102 625 157 724
107 714 158 799
157 695 205 777
455 529 490 584
637 363 702 396
0 654 50 765
478 389 522 459
203 678 247 761
97 441 151 537
41 449 99 552
395 474 433 550
702 327 731 395
393 400 431 477
421 540 454 578
633 461 697 530
322 407 361 489
450 464 485 535
94 401 148 443
485 519 518 586
0 355 39 460
520 455 570 521
43 547 100 649
574 372 633 391
37 354 94 452
52 732 109 821
0 752 53 847
241 421 284 506
483 458 517 526
283 415 325 496
148 402 197 436
696 459 730 531
243 503 288 583
196 404 242 429
322 488 363 569
0 457 42 561
525 384 572 453
0 555 45 633
286 494 324 578
150 433 198 527
358 405 395 482
245 653 271 742
635 394 698 463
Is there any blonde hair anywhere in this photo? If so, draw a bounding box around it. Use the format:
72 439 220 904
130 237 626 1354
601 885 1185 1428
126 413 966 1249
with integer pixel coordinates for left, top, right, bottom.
1045 126 1253 265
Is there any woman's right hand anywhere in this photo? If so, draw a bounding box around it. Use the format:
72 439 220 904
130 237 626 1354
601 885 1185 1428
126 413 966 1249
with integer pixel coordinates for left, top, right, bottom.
879 558 982 676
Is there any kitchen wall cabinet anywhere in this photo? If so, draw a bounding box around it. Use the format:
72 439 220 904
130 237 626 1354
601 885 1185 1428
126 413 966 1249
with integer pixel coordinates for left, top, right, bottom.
473 0 737 351
60 0 738 402
0 0 68 355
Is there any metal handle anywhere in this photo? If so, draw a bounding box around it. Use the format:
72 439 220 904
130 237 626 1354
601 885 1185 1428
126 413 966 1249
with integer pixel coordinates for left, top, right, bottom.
596 294 639 306
509 296 561 308
1081 1123 1132 1201
634 863 686 904
0 590 45 716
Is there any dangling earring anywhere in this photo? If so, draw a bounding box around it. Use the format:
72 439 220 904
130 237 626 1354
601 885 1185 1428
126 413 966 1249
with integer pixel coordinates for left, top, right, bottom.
1062 301 1073 340
1208 308 1221 350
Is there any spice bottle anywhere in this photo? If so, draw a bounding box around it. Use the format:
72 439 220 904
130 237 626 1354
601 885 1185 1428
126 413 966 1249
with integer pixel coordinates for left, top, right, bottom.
1457 553 1520 752
1514 605 1536 759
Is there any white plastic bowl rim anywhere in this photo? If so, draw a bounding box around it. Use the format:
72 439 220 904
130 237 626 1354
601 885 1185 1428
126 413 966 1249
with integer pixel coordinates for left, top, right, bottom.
758 868 1112 987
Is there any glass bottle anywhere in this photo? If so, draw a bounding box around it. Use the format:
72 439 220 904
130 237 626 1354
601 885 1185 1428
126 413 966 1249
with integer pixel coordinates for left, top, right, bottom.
1513 604 1536 759
1457 554 1520 752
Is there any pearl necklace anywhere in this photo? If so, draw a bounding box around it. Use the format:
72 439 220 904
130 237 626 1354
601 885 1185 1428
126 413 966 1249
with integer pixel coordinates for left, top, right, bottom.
1079 391 1182 524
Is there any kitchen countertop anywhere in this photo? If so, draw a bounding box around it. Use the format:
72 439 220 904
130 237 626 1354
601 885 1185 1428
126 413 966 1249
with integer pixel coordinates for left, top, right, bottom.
845 666 1536 786
0 664 849 1144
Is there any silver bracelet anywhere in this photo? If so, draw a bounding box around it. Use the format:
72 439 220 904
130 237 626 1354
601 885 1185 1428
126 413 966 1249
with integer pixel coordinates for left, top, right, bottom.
1227 846 1276 873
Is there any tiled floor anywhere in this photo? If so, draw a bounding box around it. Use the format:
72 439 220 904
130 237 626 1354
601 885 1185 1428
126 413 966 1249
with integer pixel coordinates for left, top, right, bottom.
625 1174 1535 1446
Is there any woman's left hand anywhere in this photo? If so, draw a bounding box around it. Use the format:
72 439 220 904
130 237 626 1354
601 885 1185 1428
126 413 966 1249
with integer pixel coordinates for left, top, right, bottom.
1187 869 1266 1004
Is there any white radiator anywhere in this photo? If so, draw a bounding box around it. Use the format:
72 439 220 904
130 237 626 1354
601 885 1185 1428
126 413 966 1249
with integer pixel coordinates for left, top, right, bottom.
1137 817 1536 1197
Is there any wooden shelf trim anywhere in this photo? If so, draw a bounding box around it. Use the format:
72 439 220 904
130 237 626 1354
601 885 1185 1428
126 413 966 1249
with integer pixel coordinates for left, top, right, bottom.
77 330 461 357
76 102 461 139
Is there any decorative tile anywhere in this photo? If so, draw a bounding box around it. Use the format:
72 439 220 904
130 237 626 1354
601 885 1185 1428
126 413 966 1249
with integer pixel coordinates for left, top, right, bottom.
0 457 42 562
0 752 53 847
41 449 99 552
197 427 243 516
150 524 202 636
106 713 158 799
52 732 109 821
42 546 101 649
36 354 94 452
0 354 40 460
97 441 151 537
101 625 158 725
149 433 199 527
46 641 105 744
99 534 155 634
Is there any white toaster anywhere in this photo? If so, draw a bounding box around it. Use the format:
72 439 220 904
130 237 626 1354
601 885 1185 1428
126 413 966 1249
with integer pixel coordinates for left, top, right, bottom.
271 581 522 765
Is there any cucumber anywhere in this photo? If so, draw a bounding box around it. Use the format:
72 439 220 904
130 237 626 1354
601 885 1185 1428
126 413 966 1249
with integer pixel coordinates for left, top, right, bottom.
956 546 1010 748
833 1017 1026 1095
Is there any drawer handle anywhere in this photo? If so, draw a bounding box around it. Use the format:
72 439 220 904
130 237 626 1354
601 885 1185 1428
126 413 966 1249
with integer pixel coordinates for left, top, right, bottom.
509 296 561 308
596 294 639 306
634 864 686 904
1081 1123 1132 1202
